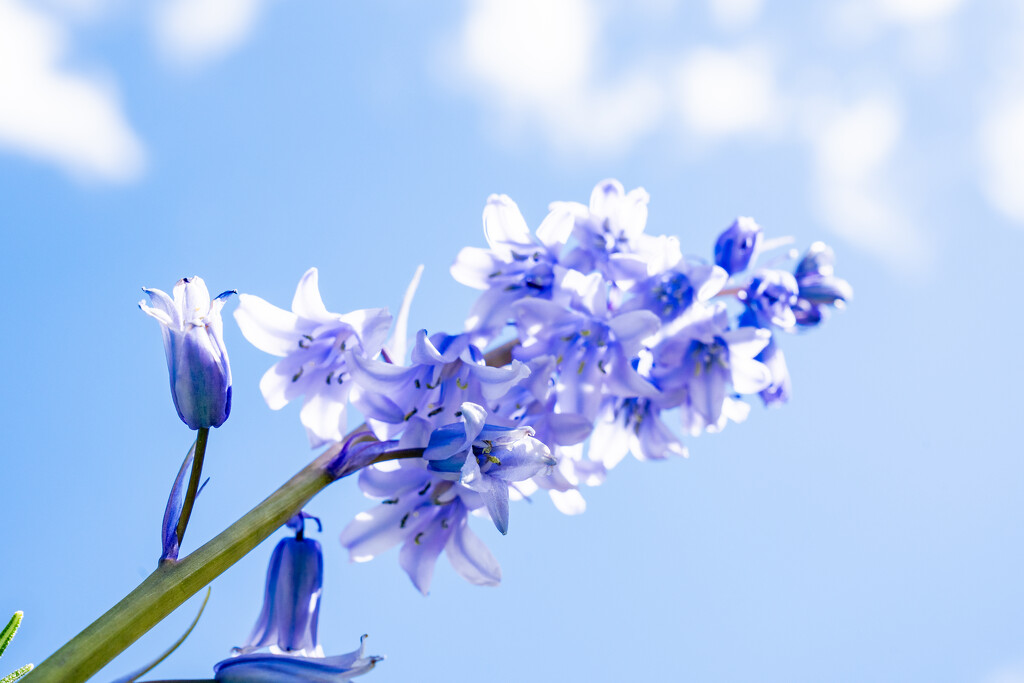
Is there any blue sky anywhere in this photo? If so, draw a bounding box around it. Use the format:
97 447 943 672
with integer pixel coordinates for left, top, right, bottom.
2 0 1024 681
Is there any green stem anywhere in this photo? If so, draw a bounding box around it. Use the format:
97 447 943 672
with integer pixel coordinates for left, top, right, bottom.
27 443 343 682
175 428 209 549
29 342 517 682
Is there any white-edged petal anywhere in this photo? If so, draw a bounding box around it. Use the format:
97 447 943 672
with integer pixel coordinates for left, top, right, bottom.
291 268 334 323
234 294 307 357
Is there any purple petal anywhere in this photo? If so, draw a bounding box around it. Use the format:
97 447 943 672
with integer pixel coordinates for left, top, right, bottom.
398 511 453 594
445 513 501 586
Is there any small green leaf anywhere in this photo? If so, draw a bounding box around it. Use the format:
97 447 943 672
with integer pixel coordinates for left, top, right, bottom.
0 613 23 660
0 663 33 683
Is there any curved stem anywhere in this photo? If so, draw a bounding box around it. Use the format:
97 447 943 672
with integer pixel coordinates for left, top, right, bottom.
28 342 516 682
175 428 209 549
26 442 347 682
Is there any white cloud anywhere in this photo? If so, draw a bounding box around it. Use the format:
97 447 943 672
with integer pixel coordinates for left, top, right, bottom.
155 0 270 65
451 0 667 156
0 0 144 181
708 0 764 30
979 97 1024 224
673 46 778 137
874 0 966 26
804 96 931 270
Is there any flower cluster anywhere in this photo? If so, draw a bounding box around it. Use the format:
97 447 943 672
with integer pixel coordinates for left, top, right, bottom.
235 180 851 594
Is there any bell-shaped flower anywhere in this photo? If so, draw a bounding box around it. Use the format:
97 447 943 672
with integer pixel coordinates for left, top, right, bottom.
340 455 504 595
714 216 762 275
139 277 234 430
623 260 728 322
589 397 687 470
347 330 529 437
215 635 382 682
553 179 677 286
652 303 772 435
216 514 383 681
513 268 661 420
234 268 392 447
792 242 853 327
238 513 324 657
421 403 555 535
451 194 573 344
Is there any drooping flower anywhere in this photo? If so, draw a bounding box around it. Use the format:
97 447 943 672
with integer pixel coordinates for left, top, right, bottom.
714 216 762 275
340 457 503 595
139 277 234 430
792 241 853 327
237 513 324 657
215 513 383 681
652 303 772 435
589 397 687 470
234 268 392 447
421 403 555 535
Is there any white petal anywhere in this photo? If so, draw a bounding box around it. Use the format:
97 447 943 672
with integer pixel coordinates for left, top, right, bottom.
235 294 307 357
731 356 772 394
300 390 348 447
535 206 574 251
722 326 771 359
291 268 334 323
385 265 424 364
483 194 532 258
450 247 499 290
549 489 586 515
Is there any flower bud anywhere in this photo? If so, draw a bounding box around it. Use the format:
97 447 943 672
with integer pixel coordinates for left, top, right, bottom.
714 216 762 275
140 277 234 430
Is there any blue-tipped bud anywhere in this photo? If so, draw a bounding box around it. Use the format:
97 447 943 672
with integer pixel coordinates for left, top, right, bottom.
139 277 234 430
714 217 763 275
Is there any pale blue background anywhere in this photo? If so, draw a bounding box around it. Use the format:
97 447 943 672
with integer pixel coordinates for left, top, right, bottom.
2 1 1024 682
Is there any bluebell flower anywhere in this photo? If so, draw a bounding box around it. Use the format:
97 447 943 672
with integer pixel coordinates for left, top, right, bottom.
451 194 573 343
739 269 800 329
714 216 763 275
513 268 661 420
553 179 680 286
215 635 382 682
652 303 772 435
421 403 555 534
237 513 324 657
234 268 393 446
139 277 234 430
624 260 728 322
347 330 530 437
792 242 853 327
215 514 383 681
589 397 687 469
340 458 503 594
